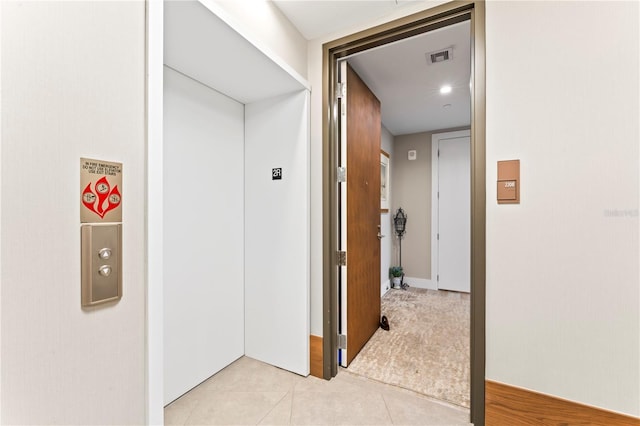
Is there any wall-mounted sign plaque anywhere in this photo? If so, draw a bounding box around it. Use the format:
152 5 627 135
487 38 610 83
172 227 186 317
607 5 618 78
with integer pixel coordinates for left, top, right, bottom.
80 158 123 223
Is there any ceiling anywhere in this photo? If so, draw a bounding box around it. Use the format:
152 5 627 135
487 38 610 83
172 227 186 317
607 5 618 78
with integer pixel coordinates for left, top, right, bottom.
165 1 307 104
272 0 427 40
347 21 470 135
273 1 471 136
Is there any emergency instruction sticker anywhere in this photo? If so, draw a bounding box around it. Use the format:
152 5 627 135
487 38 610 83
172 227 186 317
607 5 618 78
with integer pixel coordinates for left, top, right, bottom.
80 158 122 223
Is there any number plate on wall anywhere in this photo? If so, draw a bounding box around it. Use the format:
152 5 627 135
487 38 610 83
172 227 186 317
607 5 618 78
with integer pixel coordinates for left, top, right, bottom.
497 160 520 204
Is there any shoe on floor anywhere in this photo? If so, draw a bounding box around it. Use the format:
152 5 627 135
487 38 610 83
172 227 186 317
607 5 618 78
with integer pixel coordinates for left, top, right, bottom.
380 315 390 331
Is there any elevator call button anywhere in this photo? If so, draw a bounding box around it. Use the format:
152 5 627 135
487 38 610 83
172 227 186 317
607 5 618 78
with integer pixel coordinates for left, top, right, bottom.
81 224 122 307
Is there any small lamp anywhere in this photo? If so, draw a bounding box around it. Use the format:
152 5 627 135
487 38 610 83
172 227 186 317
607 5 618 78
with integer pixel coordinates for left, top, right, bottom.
393 208 408 289
393 208 407 239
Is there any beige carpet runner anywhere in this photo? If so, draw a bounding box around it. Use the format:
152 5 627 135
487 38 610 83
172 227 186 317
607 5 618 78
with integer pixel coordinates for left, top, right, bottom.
347 288 470 408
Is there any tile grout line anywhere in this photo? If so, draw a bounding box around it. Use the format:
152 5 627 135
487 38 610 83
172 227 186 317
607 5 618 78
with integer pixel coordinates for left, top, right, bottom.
289 387 295 425
380 393 395 425
255 390 291 425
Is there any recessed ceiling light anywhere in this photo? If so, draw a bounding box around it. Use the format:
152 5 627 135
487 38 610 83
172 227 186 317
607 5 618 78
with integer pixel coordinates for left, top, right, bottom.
440 85 452 94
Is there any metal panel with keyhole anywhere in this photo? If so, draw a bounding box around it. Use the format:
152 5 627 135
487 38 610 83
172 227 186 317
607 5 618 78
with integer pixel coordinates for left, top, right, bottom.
81 223 122 306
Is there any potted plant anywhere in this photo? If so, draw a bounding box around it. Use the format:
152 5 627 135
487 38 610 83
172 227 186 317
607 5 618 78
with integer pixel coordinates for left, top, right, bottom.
389 266 403 288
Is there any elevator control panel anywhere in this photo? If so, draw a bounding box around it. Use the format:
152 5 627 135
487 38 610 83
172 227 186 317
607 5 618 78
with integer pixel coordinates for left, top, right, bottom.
81 223 122 306
80 158 123 307
497 160 520 204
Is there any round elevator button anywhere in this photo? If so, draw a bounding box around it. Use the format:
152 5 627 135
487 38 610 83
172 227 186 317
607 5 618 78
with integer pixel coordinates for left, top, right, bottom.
98 265 112 277
98 248 112 260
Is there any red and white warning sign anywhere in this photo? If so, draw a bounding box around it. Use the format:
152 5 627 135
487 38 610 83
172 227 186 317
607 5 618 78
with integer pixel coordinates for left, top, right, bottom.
80 158 122 223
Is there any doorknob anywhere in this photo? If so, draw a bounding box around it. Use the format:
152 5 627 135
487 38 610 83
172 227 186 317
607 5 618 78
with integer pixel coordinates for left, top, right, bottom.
377 225 385 240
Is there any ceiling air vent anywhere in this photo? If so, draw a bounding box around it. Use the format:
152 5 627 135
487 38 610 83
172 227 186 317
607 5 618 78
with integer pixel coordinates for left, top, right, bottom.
426 47 453 65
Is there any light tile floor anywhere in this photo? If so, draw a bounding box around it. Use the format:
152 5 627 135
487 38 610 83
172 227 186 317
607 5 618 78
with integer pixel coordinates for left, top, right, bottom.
165 356 471 425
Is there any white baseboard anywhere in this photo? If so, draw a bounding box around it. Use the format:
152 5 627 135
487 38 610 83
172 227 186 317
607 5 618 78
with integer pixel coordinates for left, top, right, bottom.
381 279 390 296
402 277 437 290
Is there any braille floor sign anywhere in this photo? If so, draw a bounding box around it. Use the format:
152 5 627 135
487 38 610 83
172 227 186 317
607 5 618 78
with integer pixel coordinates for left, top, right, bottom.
80 158 122 223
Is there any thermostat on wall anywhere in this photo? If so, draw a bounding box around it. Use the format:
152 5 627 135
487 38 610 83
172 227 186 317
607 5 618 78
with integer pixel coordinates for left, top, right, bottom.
408 150 417 160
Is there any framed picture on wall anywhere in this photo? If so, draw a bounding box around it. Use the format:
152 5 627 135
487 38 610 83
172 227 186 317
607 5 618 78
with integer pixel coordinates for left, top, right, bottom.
381 150 390 213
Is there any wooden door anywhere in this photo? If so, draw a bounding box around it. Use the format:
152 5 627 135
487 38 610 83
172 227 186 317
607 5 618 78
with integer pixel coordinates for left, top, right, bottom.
340 63 381 366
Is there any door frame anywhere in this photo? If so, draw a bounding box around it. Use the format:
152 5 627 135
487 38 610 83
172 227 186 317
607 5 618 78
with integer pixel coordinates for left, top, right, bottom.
321 1 486 424
432 129 471 292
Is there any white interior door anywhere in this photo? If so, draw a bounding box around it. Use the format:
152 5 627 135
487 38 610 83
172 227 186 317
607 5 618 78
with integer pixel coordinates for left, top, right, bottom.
436 132 470 293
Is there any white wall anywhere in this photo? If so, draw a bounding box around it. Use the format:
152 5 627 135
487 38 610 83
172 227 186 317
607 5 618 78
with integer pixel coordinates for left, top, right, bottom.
485 1 639 417
163 67 245 404
211 0 307 78
245 90 310 376
1 2 146 423
380 125 394 295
